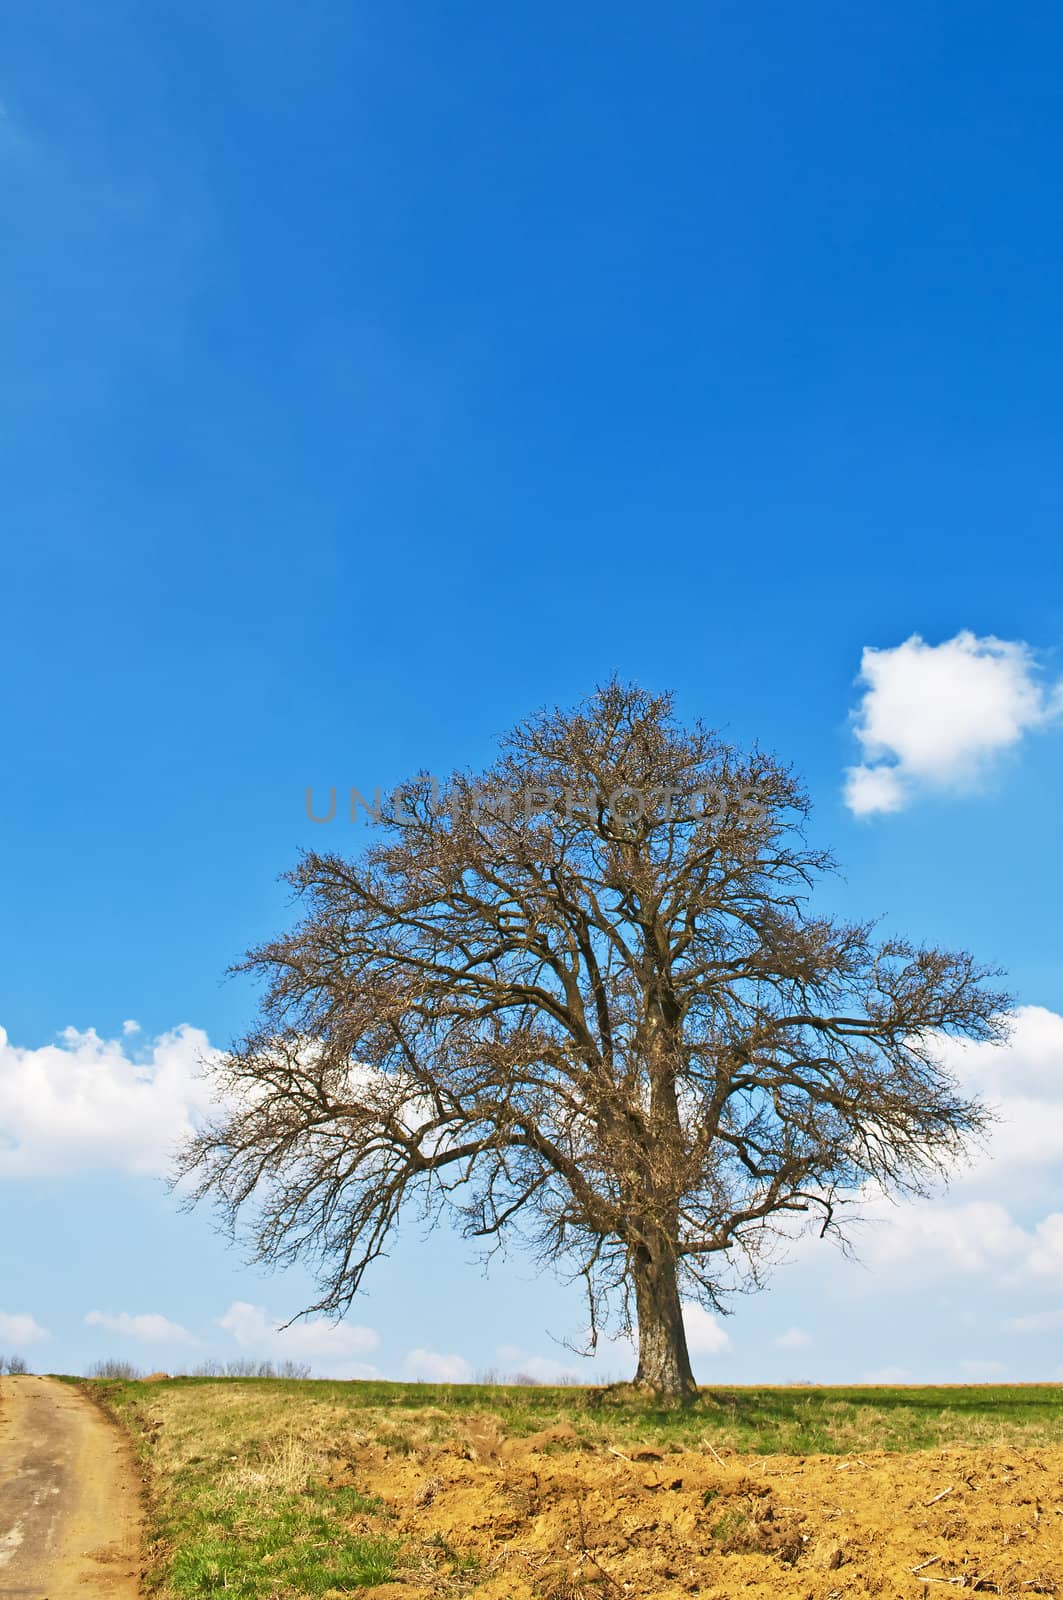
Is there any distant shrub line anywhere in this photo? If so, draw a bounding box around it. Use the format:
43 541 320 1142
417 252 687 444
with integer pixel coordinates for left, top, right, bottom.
86 1357 314 1380
84 1357 592 1384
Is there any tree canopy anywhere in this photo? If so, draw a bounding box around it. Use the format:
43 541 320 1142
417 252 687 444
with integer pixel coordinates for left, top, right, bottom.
178 681 1008 1396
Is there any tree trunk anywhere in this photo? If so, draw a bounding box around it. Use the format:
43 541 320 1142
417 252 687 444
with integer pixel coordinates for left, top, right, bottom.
631 1239 697 1399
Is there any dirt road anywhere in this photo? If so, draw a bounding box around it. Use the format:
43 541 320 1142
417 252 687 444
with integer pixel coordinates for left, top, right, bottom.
0 1376 141 1600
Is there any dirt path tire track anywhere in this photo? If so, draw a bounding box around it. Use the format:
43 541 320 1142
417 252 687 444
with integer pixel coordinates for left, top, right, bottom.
0 1376 142 1599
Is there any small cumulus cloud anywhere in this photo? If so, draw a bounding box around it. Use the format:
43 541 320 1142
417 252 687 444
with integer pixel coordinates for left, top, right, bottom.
682 1304 731 1356
774 1327 813 1350
85 1310 194 1343
843 764 908 816
843 631 1062 815
494 1345 582 1382
0 1310 50 1345
218 1302 379 1377
404 1348 473 1383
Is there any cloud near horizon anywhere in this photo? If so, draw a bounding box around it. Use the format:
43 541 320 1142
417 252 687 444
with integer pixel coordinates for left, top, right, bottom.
4 1001 1063 1375
84 1310 195 1344
0 1310 50 1346
404 1347 474 1383
844 630 1062 815
218 1301 380 1377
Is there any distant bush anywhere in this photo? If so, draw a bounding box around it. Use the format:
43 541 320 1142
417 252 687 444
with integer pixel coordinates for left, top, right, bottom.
0 1354 30 1375
185 1358 313 1379
88 1358 142 1380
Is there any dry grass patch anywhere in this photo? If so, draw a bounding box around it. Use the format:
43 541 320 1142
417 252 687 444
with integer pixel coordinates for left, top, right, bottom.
84 1378 1063 1600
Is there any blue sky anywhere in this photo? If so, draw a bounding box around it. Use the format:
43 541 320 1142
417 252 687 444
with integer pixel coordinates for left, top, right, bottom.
3 0 1063 1384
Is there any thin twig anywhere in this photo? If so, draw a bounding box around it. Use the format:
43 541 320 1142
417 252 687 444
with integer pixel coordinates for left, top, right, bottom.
924 1486 954 1507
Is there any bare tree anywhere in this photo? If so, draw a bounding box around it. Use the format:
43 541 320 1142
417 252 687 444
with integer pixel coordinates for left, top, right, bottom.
177 682 1007 1399
184 1359 312 1379
87 1359 141 1380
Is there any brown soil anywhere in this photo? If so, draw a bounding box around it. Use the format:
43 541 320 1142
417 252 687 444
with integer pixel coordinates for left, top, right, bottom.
342 1417 1063 1598
0 1375 143 1600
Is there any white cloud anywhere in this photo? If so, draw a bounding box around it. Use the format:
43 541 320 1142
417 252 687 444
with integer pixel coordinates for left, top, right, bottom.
0 1311 49 1346
843 630 1062 814
218 1301 379 1377
518 1356 579 1382
940 1005 1063 1105
494 1346 581 1382
404 1347 473 1383
862 1365 912 1383
682 1304 731 1355
843 763 908 816
122 1019 141 1036
84 1310 194 1344
774 1327 813 1350
822 1190 1063 1297
0 1021 217 1178
850 1196 1030 1279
